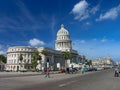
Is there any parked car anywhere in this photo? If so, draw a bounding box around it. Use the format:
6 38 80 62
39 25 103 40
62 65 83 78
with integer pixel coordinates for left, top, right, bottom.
88 67 97 71
96 67 104 71
84 67 88 72
58 69 65 73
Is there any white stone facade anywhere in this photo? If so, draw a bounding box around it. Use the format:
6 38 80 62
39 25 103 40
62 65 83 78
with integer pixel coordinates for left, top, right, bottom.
55 24 72 51
92 57 115 67
6 24 83 71
6 46 36 71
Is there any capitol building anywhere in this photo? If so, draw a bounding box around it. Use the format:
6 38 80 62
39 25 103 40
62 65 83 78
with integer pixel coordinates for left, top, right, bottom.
6 24 84 71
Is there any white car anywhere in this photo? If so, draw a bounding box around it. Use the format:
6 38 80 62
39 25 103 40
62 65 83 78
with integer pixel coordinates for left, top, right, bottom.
96 67 104 71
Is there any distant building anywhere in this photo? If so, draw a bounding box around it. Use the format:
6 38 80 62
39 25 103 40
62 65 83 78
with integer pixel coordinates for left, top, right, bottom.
115 62 120 67
6 24 86 71
92 57 115 67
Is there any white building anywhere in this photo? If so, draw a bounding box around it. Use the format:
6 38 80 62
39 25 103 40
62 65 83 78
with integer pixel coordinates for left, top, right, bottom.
6 24 85 71
55 24 72 51
92 57 115 67
6 46 36 71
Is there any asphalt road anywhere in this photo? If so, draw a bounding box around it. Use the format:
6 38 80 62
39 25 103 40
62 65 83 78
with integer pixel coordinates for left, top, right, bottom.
18 69 120 90
0 70 120 90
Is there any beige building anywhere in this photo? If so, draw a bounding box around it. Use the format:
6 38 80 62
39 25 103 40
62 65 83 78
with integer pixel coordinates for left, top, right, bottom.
6 24 84 71
6 46 36 71
92 57 114 67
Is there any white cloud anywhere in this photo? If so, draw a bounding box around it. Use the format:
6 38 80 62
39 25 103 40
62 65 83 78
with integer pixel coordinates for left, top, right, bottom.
29 38 45 47
71 0 99 21
90 5 99 14
71 0 89 21
93 38 97 41
101 38 108 43
0 51 5 55
96 4 120 21
80 40 86 43
16 0 35 23
72 40 86 46
85 22 91 25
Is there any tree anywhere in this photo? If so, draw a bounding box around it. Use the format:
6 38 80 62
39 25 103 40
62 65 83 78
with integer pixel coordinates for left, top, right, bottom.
19 53 23 62
86 60 92 66
41 50 48 56
41 50 48 67
0 55 6 63
62 51 71 69
18 53 23 71
31 50 41 70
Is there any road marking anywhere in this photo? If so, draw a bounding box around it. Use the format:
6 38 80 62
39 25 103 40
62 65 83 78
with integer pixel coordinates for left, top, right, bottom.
59 80 76 87
59 84 66 87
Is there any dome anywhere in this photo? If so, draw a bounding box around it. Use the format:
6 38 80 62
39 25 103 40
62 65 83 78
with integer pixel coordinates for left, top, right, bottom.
57 24 69 36
55 24 72 51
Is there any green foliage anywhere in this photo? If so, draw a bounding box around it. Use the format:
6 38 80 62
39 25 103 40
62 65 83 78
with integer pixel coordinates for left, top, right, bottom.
0 55 6 63
41 50 48 55
86 60 92 66
19 53 23 62
62 51 71 69
62 51 71 60
31 50 41 70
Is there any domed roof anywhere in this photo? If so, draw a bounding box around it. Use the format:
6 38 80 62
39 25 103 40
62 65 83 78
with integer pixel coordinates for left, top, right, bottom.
57 24 69 36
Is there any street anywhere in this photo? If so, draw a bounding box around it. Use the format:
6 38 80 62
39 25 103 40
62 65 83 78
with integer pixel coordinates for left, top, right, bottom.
0 70 120 90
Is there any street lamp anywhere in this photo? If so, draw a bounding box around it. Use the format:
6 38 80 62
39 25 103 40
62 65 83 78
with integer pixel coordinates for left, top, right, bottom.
71 58 74 74
46 58 49 69
37 60 40 71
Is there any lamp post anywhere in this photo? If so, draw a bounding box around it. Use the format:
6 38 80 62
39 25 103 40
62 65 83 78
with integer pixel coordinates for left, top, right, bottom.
71 58 74 74
37 60 40 71
46 58 49 69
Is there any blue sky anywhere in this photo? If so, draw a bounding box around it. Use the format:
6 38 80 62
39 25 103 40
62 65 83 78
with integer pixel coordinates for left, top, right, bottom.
0 0 120 61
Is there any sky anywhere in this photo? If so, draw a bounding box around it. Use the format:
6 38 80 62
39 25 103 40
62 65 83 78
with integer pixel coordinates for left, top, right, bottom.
0 0 120 61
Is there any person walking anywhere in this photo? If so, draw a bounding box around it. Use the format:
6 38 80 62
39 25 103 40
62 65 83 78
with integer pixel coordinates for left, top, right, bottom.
81 65 85 74
81 67 84 74
45 68 50 78
114 68 119 77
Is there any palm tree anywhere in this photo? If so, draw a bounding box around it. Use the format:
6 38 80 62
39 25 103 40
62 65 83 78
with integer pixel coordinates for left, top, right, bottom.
62 51 71 70
86 60 92 67
18 53 23 71
41 50 48 70
41 50 48 56
38 55 42 70
31 50 41 71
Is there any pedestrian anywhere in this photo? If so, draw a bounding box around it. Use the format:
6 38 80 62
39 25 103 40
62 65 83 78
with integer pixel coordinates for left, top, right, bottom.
66 67 69 74
45 68 50 78
81 67 84 74
114 68 119 77
81 65 85 74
